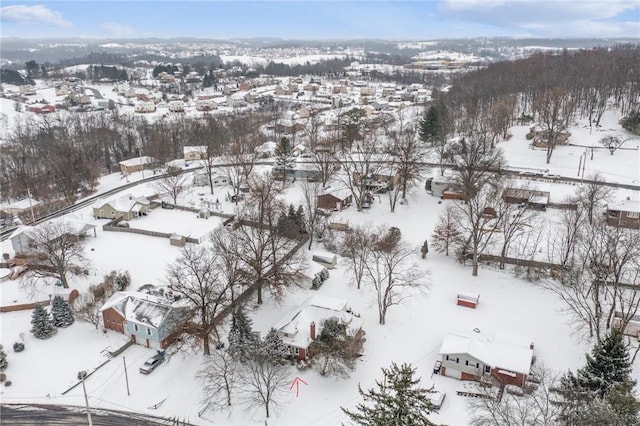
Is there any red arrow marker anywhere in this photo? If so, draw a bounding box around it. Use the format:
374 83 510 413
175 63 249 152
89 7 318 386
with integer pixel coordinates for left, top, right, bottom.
289 376 308 397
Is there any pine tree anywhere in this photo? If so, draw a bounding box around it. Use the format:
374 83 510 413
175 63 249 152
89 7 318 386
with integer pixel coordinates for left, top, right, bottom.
274 137 294 184
259 328 289 363
51 295 74 328
228 308 259 362
570 328 632 398
0 345 8 371
294 204 305 233
342 362 438 425
31 303 57 339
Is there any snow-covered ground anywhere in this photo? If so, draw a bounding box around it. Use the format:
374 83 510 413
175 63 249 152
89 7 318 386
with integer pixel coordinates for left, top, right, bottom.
0 94 639 424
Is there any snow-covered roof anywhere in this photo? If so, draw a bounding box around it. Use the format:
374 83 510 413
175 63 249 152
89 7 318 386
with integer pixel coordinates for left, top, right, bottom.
439 329 534 375
183 146 207 154
275 296 361 350
93 193 149 212
100 291 183 329
5 198 41 210
119 156 155 167
319 187 352 201
608 199 640 213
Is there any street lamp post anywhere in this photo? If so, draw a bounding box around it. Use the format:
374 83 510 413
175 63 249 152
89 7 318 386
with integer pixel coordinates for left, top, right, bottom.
78 371 93 426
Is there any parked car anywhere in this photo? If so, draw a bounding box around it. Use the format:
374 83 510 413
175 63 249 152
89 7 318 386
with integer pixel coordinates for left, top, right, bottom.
116 221 130 228
139 352 165 374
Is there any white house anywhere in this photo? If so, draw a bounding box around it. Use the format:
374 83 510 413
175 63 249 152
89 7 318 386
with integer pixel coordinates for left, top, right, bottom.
438 329 534 387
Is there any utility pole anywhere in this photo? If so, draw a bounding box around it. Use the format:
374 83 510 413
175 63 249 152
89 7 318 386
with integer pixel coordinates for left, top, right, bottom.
27 188 35 223
79 371 93 426
123 356 130 396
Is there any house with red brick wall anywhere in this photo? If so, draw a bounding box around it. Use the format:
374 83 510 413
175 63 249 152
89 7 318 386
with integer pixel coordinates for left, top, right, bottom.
100 291 192 349
438 329 534 387
275 295 363 361
606 199 640 229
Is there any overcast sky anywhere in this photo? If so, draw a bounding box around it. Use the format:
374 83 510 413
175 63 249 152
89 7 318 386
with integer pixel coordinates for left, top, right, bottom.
1 1 639 40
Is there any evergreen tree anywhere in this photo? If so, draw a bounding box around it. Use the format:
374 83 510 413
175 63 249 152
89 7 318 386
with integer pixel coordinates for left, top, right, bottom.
259 328 289 363
419 103 449 146
31 304 57 339
421 240 429 259
0 345 7 371
274 137 294 185
51 295 75 328
569 328 632 398
294 204 305 233
228 308 259 362
342 362 438 425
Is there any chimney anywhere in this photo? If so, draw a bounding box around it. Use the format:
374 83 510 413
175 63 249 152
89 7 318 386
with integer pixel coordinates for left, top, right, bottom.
310 321 316 340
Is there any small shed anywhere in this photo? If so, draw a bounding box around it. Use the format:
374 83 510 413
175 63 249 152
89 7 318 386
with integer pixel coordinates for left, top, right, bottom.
457 292 480 309
312 252 338 269
170 234 186 247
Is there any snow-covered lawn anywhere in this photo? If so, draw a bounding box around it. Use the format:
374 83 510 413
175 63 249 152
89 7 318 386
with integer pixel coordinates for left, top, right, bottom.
0 184 601 425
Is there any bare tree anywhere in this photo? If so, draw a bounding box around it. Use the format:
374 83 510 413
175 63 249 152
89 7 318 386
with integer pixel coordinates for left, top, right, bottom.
73 292 103 329
336 131 387 212
454 186 504 276
342 226 374 290
300 179 324 250
23 221 89 289
533 87 577 164
364 226 430 324
166 245 233 355
468 364 561 426
391 107 428 201
238 355 290 419
576 173 613 225
430 205 463 256
310 137 339 188
154 166 187 204
599 135 631 156
549 201 584 267
225 136 259 205
495 189 538 269
196 350 237 412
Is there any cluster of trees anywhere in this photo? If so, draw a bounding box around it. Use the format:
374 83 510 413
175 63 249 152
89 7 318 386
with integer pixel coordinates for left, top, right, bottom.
338 225 429 324
31 297 74 339
74 270 130 329
428 45 639 164
85 64 128 81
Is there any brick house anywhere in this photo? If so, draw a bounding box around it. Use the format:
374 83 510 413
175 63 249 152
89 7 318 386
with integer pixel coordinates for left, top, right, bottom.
438 329 534 387
28 104 56 114
274 295 363 361
317 189 353 211
606 199 640 229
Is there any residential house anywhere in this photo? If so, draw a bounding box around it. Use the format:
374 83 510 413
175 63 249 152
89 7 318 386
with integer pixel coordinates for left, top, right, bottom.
317 189 353 211
275 86 292 96
606 199 640 229
275 295 363 361
27 104 56 114
527 125 571 148
353 167 401 193
134 102 156 113
168 100 185 112
92 194 150 221
100 291 192 349
2 197 41 217
502 188 551 211
183 146 208 161
119 156 156 174
10 219 97 256
196 99 217 111
438 329 535 387
612 311 640 338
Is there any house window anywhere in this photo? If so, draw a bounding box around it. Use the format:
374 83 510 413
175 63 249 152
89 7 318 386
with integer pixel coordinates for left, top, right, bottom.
100 209 104 215
445 355 449 361
465 360 469 366
476 363 480 368
485 365 491 373
146 328 151 336
134 324 139 332
456 357 459 364
291 347 299 356
111 211 116 216
628 211 640 219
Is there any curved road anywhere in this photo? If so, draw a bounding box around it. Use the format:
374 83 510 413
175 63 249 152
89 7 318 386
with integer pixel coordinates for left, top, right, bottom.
1 159 638 242
0 403 194 425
